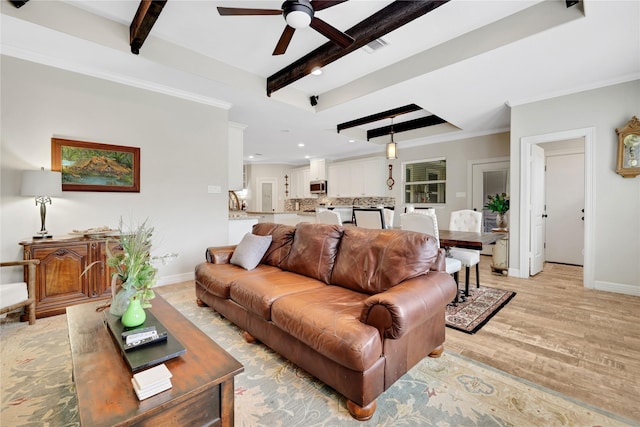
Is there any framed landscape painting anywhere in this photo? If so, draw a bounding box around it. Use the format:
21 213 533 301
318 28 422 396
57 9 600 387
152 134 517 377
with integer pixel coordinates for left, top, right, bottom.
51 138 140 192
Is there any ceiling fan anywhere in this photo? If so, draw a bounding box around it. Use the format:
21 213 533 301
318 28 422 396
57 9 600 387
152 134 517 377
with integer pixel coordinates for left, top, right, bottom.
217 0 355 55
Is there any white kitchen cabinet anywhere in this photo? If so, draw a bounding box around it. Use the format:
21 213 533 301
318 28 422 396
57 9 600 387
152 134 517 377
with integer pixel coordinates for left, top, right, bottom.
310 159 326 181
327 158 384 197
228 217 258 245
228 122 247 191
289 167 310 198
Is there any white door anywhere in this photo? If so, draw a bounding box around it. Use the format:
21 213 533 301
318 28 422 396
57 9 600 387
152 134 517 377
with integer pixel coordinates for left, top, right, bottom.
545 153 584 265
530 144 546 275
257 178 277 212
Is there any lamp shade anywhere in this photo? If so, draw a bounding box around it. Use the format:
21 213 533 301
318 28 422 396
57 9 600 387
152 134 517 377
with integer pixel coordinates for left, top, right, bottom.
386 141 397 160
21 169 62 197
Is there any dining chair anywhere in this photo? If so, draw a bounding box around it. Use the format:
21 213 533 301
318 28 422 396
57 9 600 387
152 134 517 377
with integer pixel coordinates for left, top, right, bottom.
400 212 462 303
353 208 386 229
0 259 40 325
448 209 482 296
316 210 342 225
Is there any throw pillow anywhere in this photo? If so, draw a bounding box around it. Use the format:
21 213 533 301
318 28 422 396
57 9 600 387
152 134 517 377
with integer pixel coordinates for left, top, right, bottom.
230 233 272 270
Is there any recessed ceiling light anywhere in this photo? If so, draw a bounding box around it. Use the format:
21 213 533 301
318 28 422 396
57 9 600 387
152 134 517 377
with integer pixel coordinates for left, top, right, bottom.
311 67 323 76
248 155 254 159
304 155 310 159
298 143 305 147
349 139 355 143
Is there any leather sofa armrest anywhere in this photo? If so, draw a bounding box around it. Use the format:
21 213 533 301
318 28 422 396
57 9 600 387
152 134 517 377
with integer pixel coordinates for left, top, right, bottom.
205 245 237 264
360 271 457 340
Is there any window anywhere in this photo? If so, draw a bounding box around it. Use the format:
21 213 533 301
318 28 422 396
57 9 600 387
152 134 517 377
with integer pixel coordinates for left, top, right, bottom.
404 158 446 204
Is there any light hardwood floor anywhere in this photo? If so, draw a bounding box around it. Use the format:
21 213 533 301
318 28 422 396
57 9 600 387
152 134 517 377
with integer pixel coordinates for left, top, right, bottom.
159 258 639 423
445 258 640 423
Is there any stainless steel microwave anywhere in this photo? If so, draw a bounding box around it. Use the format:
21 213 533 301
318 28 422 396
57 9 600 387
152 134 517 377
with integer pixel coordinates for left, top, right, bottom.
309 180 327 194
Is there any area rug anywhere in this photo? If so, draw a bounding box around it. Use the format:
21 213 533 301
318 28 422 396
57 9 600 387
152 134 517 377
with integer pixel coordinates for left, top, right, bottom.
1 293 633 427
446 285 516 334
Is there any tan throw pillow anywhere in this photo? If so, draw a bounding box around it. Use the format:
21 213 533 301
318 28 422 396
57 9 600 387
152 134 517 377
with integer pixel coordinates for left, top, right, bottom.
230 233 273 270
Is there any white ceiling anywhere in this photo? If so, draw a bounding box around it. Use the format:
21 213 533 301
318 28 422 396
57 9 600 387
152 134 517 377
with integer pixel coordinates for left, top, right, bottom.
2 0 639 165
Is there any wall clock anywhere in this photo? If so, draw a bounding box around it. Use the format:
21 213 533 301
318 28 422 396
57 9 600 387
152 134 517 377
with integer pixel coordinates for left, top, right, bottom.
615 116 640 178
386 164 395 189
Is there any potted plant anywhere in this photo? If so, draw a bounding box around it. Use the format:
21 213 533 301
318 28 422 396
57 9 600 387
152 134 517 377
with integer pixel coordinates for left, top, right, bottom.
484 193 510 229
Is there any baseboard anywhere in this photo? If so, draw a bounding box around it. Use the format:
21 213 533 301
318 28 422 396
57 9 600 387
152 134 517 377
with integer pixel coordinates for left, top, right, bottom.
593 280 640 296
155 272 195 287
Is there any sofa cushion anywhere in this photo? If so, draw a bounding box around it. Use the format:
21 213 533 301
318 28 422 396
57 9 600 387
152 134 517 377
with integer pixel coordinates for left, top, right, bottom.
271 286 382 372
230 271 325 321
279 223 343 284
195 263 280 299
230 233 272 270
331 228 439 294
252 223 296 267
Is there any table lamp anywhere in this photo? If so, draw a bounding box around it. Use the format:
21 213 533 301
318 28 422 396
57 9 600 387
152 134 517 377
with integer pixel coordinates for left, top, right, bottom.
21 167 62 238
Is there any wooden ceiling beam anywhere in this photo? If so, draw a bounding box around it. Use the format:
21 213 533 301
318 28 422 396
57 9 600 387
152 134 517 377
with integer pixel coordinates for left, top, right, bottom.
9 0 29 8
130 0 167 55
367 115 447 140
266 0 449 96
337 104 422 132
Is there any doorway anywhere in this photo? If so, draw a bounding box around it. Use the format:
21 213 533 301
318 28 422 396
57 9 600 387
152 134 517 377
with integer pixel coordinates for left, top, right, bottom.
519 128 594 288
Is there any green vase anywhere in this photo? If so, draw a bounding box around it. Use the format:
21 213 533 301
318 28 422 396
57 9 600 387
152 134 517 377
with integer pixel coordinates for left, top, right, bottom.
121 295 146 328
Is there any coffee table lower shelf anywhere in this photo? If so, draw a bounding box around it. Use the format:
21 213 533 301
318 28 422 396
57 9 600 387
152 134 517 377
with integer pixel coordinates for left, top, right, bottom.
67 295 243 427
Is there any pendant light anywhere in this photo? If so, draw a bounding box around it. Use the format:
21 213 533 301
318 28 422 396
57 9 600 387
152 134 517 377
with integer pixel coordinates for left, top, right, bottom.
386 118 398 160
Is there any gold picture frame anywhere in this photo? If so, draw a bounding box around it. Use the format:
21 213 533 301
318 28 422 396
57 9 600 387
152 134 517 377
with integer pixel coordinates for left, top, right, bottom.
615 116 640 178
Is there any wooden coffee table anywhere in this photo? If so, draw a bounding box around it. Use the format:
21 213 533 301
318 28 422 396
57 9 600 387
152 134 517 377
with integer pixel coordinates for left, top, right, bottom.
67 294 243 427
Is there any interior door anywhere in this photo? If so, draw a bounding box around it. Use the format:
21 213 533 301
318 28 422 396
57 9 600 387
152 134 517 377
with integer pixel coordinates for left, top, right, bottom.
545 153 584 265
530 144 546 275
257 178 276 212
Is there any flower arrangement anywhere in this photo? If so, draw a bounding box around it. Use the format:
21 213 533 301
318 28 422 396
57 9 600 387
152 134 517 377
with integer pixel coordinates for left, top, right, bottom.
107 218 157 309
484 193 510 214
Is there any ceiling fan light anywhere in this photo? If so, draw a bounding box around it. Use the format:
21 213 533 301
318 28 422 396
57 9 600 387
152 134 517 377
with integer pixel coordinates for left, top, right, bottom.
285 9 312 28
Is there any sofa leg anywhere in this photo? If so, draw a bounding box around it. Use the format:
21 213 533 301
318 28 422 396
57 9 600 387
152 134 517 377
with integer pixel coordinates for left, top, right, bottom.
428 345 444 358
347 399 376 421
196 298 208 307
242 331 259 344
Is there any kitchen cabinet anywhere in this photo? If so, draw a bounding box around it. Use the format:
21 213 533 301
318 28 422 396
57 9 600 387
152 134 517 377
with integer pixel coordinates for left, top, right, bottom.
20 236 120 318
327 158 385 197
309 159 326 180
289 167 311 198
229 217 259 245
228 122 247 191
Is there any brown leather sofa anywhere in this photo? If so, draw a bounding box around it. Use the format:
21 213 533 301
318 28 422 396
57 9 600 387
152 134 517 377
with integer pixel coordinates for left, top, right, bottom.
195 222 457 420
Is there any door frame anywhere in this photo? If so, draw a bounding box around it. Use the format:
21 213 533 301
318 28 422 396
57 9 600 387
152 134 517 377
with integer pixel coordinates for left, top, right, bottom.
518 127 595 288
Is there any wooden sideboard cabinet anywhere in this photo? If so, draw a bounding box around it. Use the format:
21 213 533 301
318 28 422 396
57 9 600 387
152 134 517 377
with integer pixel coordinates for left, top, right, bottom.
20 236 120 318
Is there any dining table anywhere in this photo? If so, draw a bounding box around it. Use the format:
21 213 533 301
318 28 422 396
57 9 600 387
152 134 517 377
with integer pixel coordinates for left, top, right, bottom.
437 229 505 250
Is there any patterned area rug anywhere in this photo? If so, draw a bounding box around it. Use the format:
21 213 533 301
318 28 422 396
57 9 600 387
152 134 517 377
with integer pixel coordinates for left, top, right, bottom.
1 291 633 427
446 285 516 334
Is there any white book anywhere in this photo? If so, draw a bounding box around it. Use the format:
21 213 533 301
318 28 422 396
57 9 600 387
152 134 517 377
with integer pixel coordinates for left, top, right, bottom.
132 363 172 390
131 378 172 400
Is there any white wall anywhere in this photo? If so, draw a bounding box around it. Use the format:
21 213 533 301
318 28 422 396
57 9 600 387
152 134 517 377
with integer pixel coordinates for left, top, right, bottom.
510 79 640 293
0 56 230 284
389 132 510 227
245 163 291 212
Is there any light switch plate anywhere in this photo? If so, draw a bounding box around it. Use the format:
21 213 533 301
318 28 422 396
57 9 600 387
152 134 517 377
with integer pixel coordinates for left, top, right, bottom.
456 192 466 198
208 185 222 194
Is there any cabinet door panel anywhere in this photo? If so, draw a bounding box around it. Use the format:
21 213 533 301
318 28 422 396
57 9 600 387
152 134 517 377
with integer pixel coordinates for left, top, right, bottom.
33 244 91 308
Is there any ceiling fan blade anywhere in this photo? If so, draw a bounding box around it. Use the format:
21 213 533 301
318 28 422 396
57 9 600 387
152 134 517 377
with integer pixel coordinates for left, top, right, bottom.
311 0 348 12
273 26 296 55
309 17 354 48
217 7 282 16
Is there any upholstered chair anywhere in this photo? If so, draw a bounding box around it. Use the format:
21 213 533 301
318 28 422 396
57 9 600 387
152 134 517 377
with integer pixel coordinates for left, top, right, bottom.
448 209 482 296
316 210 342 225
400 211 462 303
0 259 40 325
353 208 386 229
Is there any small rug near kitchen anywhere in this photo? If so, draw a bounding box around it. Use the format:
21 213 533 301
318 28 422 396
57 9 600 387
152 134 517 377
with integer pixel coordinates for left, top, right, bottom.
446 286 516 334
2 288 633 427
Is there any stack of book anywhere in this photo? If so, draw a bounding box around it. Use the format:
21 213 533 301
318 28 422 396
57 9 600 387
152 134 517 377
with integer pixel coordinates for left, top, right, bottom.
131 363 173 400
